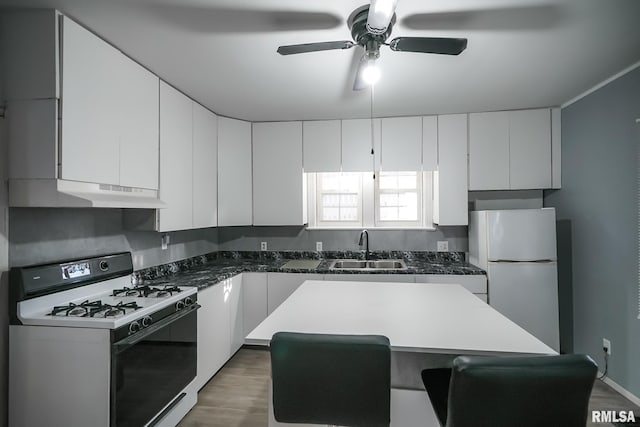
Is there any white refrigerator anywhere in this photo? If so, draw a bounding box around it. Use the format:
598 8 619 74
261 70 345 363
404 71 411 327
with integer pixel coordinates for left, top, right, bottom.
469 208 559 351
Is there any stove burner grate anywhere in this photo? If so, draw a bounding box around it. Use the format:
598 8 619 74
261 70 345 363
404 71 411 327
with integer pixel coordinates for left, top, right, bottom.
49 300 142 318
112 285 182 298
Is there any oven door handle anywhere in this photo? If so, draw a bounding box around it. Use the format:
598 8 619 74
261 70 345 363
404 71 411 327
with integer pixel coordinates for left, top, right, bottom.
113 303 201 349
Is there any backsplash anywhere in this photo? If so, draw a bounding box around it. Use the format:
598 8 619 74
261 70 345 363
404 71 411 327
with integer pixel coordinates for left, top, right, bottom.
9 209 468 270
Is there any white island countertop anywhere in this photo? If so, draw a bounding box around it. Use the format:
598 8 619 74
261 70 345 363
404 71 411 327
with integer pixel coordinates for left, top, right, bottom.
246 280 556 356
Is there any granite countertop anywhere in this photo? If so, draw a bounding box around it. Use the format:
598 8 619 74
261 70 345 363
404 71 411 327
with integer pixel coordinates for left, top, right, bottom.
136 251 485 290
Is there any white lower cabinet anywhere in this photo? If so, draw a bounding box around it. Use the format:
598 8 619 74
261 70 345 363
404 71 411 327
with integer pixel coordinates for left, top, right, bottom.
195 274 244 391
267 273 323 315
413 274 488 302
195 282 231 391
242 273 268 336
228 275 244 356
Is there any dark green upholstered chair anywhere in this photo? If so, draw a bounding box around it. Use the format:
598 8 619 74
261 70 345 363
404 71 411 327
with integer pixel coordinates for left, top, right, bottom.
270 332 391 427
421 354 598 427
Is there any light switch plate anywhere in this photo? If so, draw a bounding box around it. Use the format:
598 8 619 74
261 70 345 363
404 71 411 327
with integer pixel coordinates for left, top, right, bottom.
260 241 267 251
437 241 449 252
161 234 170 250
316 241 323 252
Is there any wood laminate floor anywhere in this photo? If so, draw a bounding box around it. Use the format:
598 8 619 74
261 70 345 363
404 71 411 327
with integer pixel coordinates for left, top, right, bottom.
178 348 639 427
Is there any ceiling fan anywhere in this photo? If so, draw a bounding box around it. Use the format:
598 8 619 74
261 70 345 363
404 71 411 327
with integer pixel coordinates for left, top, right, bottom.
276 0 468 90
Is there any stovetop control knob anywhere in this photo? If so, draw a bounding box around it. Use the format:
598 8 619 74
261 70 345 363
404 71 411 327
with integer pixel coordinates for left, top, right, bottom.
184 296 193 306
175 300 185 311
141 316 152 328
129 321 141 334
99 260 109 271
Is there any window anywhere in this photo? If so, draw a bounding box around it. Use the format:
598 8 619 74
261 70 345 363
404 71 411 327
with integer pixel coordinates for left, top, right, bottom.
306 171 433 229
375 171 422 227
315 173 363 227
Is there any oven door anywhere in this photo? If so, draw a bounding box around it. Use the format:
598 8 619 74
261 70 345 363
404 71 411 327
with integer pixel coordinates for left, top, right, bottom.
111 304 199 427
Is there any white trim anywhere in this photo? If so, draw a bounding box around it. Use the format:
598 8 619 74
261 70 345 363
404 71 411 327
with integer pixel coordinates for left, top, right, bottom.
598 374 640 408
562 60 640 108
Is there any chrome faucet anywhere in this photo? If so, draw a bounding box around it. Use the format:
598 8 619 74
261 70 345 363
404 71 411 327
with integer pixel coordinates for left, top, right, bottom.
358 229 370 260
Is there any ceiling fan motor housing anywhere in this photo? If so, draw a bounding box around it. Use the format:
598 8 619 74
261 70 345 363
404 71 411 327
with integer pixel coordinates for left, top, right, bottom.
348 5 395 50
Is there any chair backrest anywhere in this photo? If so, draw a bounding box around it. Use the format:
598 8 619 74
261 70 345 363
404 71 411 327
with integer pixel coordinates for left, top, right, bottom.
270 331 391 427
445 354 598 427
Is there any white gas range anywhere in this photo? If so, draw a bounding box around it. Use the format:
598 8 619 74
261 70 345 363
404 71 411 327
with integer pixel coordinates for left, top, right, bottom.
9 252 200 427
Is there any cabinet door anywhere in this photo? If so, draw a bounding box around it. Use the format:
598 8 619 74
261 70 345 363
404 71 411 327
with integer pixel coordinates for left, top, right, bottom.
381 116 422 171
228 275 244 356
468 111 510 190
434 114 468 226
218 117 253 226
242 273 268 336
267 273 323 315
60 16 120 185
118 55 160 190
303 120 341 172
196 283 230 391
193 103 218 229
422 116 438 171
252 122 304 226
158 82 193 232
341 119 380 172
509 109 551 189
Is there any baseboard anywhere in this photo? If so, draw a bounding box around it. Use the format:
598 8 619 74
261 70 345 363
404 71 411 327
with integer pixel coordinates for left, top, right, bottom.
598 373 640 408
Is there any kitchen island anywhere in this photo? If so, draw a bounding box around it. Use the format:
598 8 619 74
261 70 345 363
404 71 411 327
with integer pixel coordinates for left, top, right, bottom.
246 280 556 427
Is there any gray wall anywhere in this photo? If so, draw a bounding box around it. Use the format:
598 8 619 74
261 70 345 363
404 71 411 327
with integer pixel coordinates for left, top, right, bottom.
216 226 467 252
544 66 640 397
9 208 218 269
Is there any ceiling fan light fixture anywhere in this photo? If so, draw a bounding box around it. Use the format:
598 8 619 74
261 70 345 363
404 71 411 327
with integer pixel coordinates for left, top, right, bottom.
361 59 380 86
366 0 398 34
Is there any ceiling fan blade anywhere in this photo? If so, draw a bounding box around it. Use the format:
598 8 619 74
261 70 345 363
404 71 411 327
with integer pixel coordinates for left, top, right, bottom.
389 37 467 55
401 5 566 31
277 41 355 55
353 58 368 91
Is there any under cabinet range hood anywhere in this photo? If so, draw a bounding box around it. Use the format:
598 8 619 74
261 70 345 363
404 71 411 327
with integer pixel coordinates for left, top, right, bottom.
9 179 167 209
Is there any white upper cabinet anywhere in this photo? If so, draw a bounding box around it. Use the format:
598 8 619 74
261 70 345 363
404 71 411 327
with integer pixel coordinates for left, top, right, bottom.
380 116 422 171
218 117 253 226
192 103 218 229
434 114 468 226
341 119 380 172
60 16 160 189
158 82 193 232
252 121 304 226
468 111 510 190
509 109 552 189
468 108 555 190
422 116 438 171
60 16 121 185
118 54 160 190
303 120 341 172
4 13 160 190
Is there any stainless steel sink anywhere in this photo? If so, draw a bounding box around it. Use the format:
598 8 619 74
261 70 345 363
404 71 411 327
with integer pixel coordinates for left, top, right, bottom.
328 259 408 271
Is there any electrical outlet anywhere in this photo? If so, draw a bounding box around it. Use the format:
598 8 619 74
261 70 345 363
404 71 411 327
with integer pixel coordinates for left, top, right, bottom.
316 241 323 252
603 338 611 355
437 241 449 252
161 234 170 250
260 241 267 251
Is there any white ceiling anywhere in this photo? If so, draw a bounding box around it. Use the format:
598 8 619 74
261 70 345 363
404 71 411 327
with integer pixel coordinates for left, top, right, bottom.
1 0 639 121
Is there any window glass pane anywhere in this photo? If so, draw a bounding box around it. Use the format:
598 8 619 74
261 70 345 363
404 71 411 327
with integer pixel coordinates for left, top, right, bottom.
398 173 417 189
380 193 398 207
379 173 397 190
322 207 339 221
339 194 358 207
380 207 396 221
341 208 358 221
322 194 338 207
